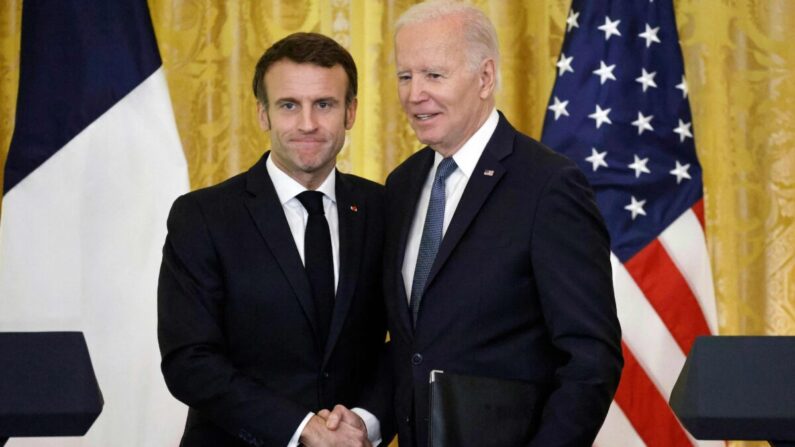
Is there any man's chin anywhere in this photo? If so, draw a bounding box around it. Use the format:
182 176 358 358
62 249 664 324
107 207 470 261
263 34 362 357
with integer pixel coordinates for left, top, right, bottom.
413 132 439 148
298 160 335 176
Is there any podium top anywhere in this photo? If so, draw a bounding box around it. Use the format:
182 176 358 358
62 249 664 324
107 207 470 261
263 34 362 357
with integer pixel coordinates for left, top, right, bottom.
670 336 795 442
0 332 103 437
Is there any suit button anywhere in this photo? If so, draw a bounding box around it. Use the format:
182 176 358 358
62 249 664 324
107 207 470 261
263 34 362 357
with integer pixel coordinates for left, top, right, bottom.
405 415 411 423
322 371 329 378
411 353 423 365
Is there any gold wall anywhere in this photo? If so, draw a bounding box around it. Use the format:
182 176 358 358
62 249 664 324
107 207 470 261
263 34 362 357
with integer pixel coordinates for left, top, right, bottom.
1 2 794 445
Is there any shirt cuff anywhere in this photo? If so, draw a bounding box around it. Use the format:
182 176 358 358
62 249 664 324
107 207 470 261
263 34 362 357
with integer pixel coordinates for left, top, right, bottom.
352 407 382 446
288 412 314 447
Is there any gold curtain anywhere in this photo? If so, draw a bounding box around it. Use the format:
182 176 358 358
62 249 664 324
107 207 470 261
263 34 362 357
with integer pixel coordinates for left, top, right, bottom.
1 1 793 445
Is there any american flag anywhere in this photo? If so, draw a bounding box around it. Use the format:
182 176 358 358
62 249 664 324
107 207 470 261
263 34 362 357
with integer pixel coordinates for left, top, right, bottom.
540 1 720 446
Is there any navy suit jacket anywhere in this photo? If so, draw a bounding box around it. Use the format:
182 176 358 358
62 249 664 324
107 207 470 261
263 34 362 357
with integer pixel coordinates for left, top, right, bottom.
384 113 623 447
158 153 393 446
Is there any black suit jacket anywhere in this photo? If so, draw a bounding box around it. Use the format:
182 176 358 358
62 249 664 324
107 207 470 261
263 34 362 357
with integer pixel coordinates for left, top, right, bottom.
158 153 393 446
384 113 623 447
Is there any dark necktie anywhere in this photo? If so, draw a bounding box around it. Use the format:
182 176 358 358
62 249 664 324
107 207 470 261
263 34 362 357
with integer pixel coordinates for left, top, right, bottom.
297 191 334 348
410 157 458 325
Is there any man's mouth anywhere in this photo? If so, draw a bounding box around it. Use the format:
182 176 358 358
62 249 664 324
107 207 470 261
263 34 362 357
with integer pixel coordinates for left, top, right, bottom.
292 138 324 143
414 113 439 121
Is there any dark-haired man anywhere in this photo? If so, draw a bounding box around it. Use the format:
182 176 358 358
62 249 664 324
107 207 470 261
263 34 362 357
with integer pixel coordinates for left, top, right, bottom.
158 32 392 447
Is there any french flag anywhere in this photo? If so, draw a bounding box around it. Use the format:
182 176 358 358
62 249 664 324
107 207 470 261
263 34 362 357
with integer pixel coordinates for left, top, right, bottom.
0 1 188 445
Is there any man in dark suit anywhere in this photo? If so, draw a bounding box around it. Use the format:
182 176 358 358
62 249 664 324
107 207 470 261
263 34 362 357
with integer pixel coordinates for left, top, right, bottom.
384 2 624 446
157 32 392 447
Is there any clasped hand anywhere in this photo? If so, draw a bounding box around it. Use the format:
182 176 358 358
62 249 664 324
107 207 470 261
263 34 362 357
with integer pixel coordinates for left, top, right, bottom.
299 405 371 447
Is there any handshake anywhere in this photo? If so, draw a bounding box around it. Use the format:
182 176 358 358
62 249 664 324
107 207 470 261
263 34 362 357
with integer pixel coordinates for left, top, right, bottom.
299 405 374 447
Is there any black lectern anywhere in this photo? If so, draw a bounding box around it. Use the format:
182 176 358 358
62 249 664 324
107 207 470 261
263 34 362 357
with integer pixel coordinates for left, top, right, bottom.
669 336 795 447
0 332 103 445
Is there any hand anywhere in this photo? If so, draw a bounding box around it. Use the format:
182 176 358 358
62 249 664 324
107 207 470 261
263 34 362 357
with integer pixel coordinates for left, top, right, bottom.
300 414 371 447
319 405 368 434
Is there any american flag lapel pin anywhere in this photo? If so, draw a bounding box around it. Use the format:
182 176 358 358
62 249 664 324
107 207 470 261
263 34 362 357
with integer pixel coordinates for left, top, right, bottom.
350 204 358 213
483 169 495 176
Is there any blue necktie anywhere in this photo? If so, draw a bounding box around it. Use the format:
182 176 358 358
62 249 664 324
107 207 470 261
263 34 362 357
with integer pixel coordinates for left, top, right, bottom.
410 157 458 325
297 191 334 349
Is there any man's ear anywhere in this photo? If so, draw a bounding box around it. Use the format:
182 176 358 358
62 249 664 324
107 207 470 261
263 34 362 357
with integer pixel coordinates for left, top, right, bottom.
257 102 271 131
478 58 496 99
345 97 358 130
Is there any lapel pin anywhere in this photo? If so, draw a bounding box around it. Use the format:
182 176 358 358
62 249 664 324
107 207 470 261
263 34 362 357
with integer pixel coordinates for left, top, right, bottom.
350 205 358 212
483 169 495 176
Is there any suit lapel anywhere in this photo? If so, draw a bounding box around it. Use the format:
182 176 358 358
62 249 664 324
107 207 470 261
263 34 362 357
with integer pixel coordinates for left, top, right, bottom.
244 153 319 343
394 149 435 339
425 114 515 293
322 172 363 365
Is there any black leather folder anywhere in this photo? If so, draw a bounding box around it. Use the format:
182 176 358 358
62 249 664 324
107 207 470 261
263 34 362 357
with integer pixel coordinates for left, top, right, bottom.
428 370 541 447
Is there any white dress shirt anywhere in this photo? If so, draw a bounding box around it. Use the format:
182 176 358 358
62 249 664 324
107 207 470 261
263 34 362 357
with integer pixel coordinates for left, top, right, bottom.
402 108 499 302
265 156 381 446
267 156 340 288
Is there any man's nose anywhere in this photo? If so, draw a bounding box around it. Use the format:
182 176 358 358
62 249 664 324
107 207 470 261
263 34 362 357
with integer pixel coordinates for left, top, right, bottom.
298 108 318 131
408 77 428 103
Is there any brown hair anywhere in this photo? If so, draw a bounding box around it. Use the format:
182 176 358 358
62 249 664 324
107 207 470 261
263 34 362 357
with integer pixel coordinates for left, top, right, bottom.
252 32 358 107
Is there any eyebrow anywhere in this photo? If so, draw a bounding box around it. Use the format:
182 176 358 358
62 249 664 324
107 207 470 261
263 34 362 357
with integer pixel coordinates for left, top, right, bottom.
396 67 446 75
274 96 340 104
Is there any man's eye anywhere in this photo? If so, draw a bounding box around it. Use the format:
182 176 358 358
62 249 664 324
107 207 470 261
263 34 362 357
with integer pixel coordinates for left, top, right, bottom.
280 103 296 110
397 74 411 82
428 73 442 79
317 102 331 109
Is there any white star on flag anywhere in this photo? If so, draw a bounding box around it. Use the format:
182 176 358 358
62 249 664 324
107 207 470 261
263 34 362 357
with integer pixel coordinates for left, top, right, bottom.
676 75 688 98
670 160 692 183
674 119 693 142
624 195 647 219
585 148 609 171
593 61 617 85
628 154 651 178
631 111 654 135
548 96 570 120
638 24 661 48
556 53 574 76
588 104 612 129
636 68 658 92
566 10 580 32
598 16 622 40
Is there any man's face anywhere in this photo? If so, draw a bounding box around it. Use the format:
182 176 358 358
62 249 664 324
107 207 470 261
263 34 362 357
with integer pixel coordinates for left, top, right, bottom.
395 16 493 156
258 60 356 187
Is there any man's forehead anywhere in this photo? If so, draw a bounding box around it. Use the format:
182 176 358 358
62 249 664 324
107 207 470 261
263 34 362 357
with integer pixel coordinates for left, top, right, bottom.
265 62 346 84
265 60 345 76
395 39 461 71
396 25 461 56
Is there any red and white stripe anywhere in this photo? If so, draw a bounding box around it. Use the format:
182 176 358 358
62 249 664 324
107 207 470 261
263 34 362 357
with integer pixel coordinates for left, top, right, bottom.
594 200 722 447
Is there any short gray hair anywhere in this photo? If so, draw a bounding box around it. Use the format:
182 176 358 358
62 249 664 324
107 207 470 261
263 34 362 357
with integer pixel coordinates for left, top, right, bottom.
395 0 500 82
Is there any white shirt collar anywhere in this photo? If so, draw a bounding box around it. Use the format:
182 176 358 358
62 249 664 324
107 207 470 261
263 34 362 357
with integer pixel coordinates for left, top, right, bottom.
266 154 337 205
435 108 499 177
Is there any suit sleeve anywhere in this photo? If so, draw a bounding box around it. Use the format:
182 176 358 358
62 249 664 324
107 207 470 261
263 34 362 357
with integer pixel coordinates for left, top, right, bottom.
349 186 396 444
528 163 624 446
354 339 395 444
157 194 309 447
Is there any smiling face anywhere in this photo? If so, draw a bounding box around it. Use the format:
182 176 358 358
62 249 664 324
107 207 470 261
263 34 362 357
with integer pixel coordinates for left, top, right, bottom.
258 59 356 189
395 15 495 157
